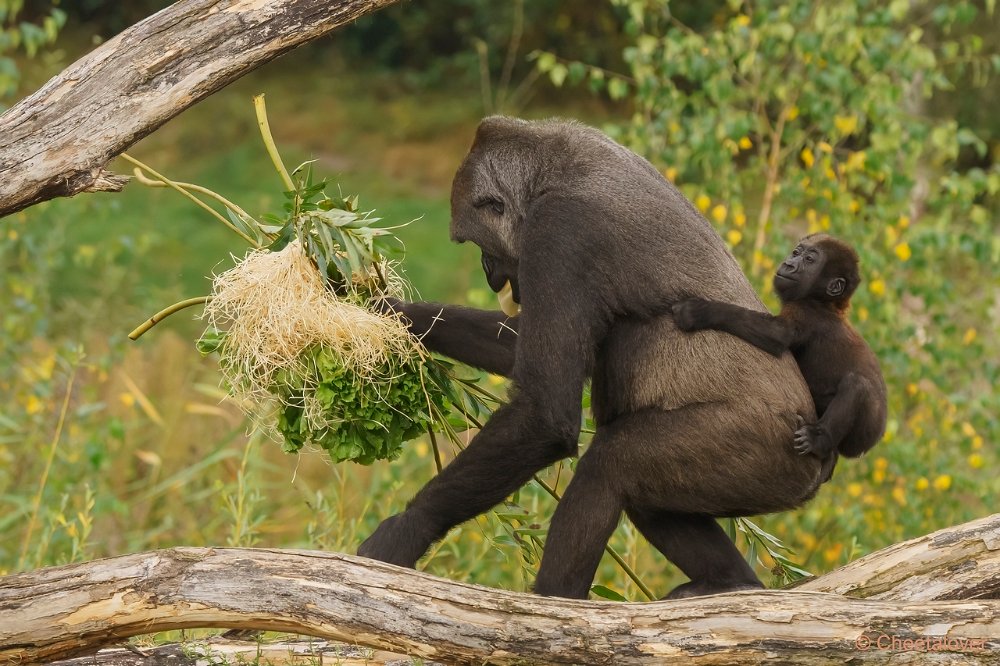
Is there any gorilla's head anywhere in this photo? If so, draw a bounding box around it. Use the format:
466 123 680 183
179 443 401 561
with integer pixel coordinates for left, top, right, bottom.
450 116 546 314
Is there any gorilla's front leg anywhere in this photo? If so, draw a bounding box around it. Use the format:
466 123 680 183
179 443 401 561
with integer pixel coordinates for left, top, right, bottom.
388 301 519 377
357 400 574 567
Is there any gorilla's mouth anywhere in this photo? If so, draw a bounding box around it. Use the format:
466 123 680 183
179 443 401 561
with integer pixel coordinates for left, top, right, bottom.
498 280 521 317
775 273 797 283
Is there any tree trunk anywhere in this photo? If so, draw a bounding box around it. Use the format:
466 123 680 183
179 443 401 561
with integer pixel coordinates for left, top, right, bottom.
2 515 999 665
0 0 400 218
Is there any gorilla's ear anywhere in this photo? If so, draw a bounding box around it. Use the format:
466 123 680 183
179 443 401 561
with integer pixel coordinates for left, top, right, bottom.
826 277 846 297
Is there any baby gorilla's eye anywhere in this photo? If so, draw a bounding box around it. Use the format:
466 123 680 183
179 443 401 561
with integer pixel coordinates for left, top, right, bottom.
805 254 815 263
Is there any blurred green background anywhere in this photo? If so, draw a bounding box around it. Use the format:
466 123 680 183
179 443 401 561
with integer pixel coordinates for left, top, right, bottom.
1 0 998 607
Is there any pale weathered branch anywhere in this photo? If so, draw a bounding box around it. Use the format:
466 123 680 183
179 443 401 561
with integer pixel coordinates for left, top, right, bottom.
0 0 400 218
2 516 1000 665
797 512 1000 601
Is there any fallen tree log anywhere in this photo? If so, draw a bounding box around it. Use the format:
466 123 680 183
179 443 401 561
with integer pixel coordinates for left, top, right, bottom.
2 515 999 665
0 0 400 218
797 512 1000 601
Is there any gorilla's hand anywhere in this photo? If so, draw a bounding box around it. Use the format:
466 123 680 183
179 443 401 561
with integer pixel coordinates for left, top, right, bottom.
671 298 715 332
374 296 405 316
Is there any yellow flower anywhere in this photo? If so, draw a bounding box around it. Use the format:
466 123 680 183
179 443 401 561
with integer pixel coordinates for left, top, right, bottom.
800 147 815 168
806 208 820 233
7 229 17 241
868 278 886 297
898 214 910 229
834 115 858 135
738 136 752 149
846 482 863 498
664 166 678 182
800 532 817 550
415 441 429 458
119 393 136 408
915 477 929 491
891 486 907 506
711 204 727 223
818 141 833 153
932 474 952 491
733 211 747 227
820 214 831 230
849 199 860 213
961 422 977 437
963 328 977 345
727 230 743 246
968 453 984 469
695 194 711 213
845 151 866 171
25 395 43 415
885 225 899 245
872 469 886 484
874 457 888 470
735 14 751 26
972 435 983 450
906 382 918 396
857 305 869 322
787 105 800 121
894 242 911 261
824 543 843 563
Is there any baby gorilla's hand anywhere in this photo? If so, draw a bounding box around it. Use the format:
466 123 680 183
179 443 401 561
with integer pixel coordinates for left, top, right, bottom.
793 417 834 458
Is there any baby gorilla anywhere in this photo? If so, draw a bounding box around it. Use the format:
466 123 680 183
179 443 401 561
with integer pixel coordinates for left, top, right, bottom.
673 234 887 477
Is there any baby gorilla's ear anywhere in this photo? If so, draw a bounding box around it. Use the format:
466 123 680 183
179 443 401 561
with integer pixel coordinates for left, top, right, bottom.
826 277 846 297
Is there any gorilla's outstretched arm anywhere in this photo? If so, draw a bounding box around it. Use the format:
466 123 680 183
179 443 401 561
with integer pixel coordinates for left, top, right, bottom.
392 302 519 377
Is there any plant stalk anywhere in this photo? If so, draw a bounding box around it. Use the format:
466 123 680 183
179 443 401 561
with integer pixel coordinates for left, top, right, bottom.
121 154 259 247
129 296 211 340
18 365 77 570
253 94 295 192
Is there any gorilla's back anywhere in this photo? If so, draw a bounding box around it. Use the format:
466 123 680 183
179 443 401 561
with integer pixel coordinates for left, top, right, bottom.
543 122 816 428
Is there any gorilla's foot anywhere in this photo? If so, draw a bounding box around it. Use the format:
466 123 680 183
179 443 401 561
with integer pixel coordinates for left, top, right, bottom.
664 579 765 600
357 512 434 567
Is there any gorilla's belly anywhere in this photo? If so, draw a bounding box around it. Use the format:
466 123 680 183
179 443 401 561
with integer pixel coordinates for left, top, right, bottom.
592 316 813 425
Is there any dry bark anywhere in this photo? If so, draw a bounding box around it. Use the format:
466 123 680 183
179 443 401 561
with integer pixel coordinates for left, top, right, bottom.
797 512 1000 601
0 0 400 218
2 516 1000 665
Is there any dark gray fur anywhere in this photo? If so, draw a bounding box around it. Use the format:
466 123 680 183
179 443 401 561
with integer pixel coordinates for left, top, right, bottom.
358 117 823 599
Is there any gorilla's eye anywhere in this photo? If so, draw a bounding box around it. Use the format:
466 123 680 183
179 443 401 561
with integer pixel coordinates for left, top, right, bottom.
475 197 505 216
805 254 815 263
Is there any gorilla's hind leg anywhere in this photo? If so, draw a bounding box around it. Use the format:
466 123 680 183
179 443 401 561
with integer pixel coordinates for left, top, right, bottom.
626 509 762 599
534 443 624 599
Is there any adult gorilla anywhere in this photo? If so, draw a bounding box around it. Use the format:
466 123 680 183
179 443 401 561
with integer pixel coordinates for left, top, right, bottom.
359 117 822 599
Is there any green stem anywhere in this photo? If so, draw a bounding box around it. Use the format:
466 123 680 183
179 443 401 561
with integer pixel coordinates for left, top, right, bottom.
253 94 295 192
427 425 444 474
18 366 77 571
121 154 259 248
129 296 211 340
129 167 260 233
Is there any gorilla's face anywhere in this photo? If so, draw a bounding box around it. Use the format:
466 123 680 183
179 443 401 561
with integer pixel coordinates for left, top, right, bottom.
450 118 535 316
